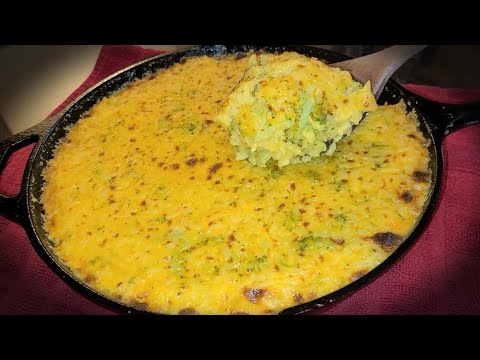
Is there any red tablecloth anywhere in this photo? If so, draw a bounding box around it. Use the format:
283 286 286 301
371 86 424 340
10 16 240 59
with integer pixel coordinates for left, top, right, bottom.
1 45 479 315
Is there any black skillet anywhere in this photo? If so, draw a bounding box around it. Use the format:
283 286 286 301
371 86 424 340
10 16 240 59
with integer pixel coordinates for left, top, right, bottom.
1 45 479 315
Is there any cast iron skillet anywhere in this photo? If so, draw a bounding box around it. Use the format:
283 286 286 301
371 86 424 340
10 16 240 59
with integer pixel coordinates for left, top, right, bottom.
1 45 479 315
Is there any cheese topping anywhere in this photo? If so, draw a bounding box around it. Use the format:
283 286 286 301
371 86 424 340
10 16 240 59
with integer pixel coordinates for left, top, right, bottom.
41 52 432 315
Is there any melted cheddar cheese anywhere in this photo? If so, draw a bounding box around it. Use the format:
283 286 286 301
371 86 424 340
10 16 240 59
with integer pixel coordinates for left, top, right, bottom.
41 52 432 315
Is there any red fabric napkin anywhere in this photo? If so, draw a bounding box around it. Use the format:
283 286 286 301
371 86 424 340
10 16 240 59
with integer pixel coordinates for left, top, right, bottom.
1 45 479 315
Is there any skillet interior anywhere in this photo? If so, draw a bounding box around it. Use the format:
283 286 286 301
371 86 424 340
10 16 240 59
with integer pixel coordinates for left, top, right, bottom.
24 45 439 314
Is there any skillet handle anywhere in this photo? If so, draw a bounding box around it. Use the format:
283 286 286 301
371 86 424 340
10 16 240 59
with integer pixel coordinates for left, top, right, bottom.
440 102 480 137
0 114 60 225
414 97 480 139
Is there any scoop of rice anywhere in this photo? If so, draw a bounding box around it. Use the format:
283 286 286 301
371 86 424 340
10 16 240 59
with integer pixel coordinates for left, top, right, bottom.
215 52 377 167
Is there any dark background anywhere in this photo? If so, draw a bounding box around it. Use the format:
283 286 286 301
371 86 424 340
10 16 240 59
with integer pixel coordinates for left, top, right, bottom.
317 45 480 89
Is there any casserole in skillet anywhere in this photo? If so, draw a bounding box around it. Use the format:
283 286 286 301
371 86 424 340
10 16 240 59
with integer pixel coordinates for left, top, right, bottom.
40 50 431 314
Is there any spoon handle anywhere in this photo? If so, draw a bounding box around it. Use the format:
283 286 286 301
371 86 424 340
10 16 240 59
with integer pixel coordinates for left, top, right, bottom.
333 45 428 99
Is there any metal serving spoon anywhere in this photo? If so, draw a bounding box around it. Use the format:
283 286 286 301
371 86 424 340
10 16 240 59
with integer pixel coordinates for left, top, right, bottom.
332 45 428 99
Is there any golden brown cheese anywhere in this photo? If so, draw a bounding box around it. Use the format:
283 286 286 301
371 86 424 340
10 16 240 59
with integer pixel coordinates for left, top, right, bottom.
41 53 432 315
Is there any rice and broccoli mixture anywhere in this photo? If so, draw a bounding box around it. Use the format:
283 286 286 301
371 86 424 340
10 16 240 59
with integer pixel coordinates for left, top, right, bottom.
41 51 431 314
215 52 377 167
